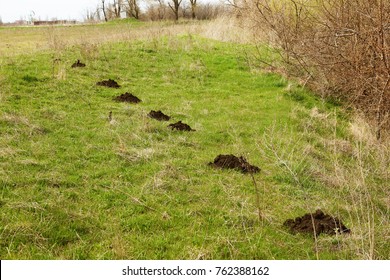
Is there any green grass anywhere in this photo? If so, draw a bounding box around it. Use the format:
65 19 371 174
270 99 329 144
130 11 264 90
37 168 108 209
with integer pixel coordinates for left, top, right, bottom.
0 23 388 259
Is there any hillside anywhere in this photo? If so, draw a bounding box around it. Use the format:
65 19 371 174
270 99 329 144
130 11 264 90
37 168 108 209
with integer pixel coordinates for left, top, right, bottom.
0 20 388 259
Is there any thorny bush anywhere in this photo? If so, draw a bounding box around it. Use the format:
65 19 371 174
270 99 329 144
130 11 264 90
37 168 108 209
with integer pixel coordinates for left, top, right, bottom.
239 0 390 138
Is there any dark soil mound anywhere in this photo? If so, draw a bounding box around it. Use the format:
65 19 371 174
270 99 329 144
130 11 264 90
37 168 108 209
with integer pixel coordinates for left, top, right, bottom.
71 60 86 68
283 209 350 236
97 79 120 88
113 92 141 103
208 154 260 174
148 110 171 121
168 121 195 131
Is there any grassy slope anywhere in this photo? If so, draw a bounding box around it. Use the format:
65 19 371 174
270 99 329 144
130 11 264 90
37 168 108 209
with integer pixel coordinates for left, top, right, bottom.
0 22 388 259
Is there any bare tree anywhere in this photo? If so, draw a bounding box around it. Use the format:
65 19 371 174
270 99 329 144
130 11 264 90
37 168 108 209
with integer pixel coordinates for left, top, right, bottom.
125 0 140 19
84 9 96 22
113 0 122 18
101 0 108 21
188 0 197 19
168 0 183 21
151 0 168 20
100 0 123 21
95 5 102 21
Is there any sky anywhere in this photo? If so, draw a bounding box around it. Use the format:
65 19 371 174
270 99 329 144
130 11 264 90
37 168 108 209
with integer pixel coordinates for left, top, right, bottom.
0 0 101 23
0 0 221 23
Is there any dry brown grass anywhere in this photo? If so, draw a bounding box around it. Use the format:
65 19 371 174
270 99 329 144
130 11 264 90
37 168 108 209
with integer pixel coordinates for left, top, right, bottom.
200 16 255 43
0 17 259 59
0 22 201 57
259 103 390 259
318 116 389 259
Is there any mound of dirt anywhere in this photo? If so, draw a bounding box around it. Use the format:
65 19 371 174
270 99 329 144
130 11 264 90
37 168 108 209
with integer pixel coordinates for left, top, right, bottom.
168 121 195 131
283 209 350 236
148 110 171 121
71 60 86 68
208 154 260 173
113 92 141 103
97 79 120 88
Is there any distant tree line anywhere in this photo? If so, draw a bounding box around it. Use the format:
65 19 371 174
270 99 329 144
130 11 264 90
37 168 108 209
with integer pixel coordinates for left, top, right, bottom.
33 20 77 26
85 0 229 22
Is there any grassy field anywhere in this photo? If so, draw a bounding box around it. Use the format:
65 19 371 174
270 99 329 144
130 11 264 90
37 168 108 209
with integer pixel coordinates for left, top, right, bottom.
0 20 389 259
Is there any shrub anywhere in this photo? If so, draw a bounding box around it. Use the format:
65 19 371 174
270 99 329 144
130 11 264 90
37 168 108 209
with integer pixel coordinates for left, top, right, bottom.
239 0 390 138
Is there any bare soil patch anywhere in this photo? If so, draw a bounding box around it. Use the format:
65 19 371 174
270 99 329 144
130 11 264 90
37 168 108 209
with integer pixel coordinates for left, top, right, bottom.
168 121 195 131
97 79 120 88
208 154 260 173
283 209 350 236
148 110 171 121
113 92 141 103
71 60 86 68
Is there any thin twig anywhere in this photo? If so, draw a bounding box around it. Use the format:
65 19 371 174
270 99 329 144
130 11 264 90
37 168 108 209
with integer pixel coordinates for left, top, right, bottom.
249 172 263 224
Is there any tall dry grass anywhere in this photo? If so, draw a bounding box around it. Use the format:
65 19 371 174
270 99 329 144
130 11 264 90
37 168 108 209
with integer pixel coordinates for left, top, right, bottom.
259 109 390 259
0 17 256 59
200 15 255 43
